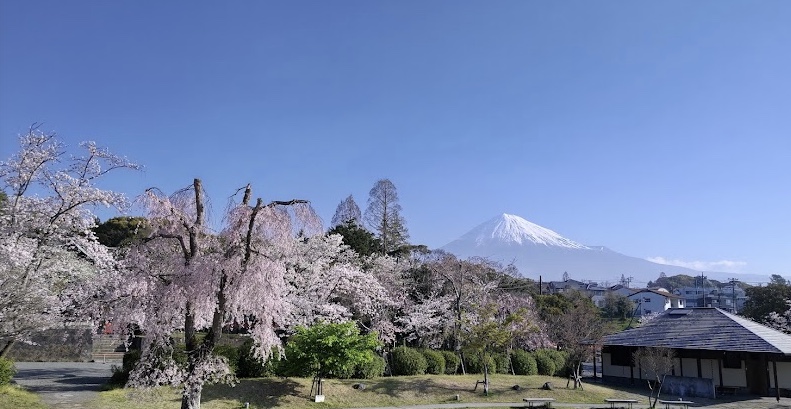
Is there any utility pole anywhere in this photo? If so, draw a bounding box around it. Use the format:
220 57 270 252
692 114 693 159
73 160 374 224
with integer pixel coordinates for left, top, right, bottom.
729 278 739 313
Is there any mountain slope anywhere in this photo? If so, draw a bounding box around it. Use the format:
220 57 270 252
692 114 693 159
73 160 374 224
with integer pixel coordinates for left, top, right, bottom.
442 214 703 285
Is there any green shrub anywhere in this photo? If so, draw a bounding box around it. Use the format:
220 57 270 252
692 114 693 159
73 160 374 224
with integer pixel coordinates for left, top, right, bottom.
510 349 537 375
464 353 496 374
0 358 16 386
109 349 140 386
441 351 460 375
237 339 283 378
333 362 356 379
534 350 556 376
213 345 240 375
547 349 570 376
390 346 427 376
355 350 386 379
493 353 510 374
421 349 446 375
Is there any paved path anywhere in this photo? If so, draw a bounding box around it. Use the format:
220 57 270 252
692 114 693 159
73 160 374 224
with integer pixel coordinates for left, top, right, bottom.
12 362 114 409
345 397 791 409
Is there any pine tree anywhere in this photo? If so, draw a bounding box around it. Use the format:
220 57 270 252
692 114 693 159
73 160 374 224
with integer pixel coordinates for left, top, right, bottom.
363 179 409 255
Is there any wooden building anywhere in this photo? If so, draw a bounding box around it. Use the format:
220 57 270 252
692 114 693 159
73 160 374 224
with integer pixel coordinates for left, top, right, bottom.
600 308 791 399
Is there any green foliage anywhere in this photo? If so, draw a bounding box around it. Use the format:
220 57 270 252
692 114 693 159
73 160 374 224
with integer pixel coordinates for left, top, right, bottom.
213 345 240 375
421 349 446 375
332 350 387 379
237 339 281 378
534 293 574 322
648 274 719 292
109 350 141 386
743 284 791 323
464 353 496 374
441 351 460 374
327 220 381 257
390 346 427 376
355 350 386 379
93 216 150 247
534 350 557 376
0 358 16 386
284 321 381 379
461 303 518 368
602 292 633 320
546 349 569 376
510 349 537 375
771 274 790 286
493 353 510 374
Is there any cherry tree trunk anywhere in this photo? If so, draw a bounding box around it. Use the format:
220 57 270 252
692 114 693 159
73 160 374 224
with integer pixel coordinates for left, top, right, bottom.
0 340 15 358
181 382 203 409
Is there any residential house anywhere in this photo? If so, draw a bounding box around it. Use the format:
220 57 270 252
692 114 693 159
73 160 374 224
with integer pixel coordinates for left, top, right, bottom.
588 284 608 308
627 288 684 316
673 284 748 313
674 286 709 308
547 279 588 294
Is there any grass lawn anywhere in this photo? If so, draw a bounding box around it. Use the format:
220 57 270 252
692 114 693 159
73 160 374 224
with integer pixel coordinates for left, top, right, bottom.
92 375 649 409
0 384 48 409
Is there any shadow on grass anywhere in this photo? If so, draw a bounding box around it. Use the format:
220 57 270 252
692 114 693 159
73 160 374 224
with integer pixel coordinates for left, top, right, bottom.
365 377 461 398
202 377 302 407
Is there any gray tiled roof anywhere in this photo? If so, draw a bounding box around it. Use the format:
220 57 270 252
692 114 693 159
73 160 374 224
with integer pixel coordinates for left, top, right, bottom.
602 308 791 355
628 288 684 299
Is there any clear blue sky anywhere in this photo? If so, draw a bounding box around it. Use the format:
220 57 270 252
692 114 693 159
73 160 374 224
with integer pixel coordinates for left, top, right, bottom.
2 1 789 278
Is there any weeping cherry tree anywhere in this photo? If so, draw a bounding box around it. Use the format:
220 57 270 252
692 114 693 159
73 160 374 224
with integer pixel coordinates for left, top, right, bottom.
109 179 321 409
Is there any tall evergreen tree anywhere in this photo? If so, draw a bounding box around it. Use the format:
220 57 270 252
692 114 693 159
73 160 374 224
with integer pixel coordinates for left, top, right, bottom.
330 194 362 228
364 178 409 255
327 220 381 257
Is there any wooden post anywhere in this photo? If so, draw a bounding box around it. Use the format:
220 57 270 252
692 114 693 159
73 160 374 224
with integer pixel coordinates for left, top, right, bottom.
774 360 780 402
593 346 598 379
697 357 703 378
718 358 724 388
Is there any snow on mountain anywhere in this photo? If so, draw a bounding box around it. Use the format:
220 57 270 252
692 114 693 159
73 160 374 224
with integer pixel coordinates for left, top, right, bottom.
464 213 590 249
441 213 730 285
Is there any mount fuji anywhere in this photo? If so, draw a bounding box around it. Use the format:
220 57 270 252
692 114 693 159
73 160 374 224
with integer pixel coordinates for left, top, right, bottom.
442 213 712 285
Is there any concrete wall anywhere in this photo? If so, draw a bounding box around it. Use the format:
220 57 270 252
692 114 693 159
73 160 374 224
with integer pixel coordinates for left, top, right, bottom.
5 327 93 361
661 375 716 399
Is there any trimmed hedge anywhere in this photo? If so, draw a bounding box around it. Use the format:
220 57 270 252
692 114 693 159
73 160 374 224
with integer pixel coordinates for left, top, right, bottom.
390 346 427 376
493 353 510 374
534 349 556 376
510 349 537 375
0 358 16 386
464 353 496 374
547 349 570 377
441 351 460 375
356 350 386 379
422 349 446 375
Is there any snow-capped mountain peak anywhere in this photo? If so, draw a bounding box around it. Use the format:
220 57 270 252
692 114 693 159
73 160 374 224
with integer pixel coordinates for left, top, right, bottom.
465 213 589 249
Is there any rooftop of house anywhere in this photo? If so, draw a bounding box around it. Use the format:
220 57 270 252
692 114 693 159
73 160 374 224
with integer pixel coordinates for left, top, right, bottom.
628 288 684 299
602 307 791 355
